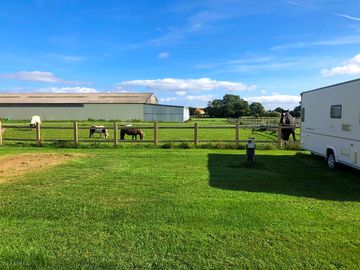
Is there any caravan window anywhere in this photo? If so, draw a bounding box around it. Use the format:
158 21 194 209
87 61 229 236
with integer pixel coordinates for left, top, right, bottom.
330 105 342 119
301 108 305 122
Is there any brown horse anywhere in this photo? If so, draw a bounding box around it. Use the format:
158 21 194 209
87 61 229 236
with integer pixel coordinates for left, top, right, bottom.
120 128 144 140
280 110 296 141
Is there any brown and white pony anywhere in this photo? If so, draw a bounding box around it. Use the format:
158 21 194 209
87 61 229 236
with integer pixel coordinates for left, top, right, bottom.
120 128 144 140
89 125 109 139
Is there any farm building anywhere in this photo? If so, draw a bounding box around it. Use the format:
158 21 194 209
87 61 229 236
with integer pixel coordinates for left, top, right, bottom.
0 93 190 122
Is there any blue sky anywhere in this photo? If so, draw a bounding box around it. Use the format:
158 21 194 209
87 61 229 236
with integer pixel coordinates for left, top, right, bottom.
0 0 360 109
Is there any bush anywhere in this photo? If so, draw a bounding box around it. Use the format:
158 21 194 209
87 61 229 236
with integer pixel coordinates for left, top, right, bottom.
282 142 301 151
257 143 278 150
178 142 191 149
131 119 143 122
52 140 77 148
161 143 174 149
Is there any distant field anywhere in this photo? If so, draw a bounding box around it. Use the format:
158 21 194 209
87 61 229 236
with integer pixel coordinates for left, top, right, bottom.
0 147 359 269
1 118 300 146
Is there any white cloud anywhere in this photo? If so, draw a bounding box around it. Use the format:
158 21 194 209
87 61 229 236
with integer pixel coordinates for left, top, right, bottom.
272 35 360 51
36 87 98 93
321 53 360 77
245 94 300 110
116 90 129 93
260 90 267 94
176 91 186 96
150 3 284 47
185 95 213 102
44 53 85 63
158 52 170 59
287 1 314 8
1 71 63 83
117 78 256 92
159 97 177 102
333 13 360 21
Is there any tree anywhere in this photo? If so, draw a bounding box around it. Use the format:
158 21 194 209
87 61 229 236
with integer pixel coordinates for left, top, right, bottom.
206 99 224 117
188 107 197 116
249 102 265 116
222 94 250 117
233 99 250 117
274 107 283 113
206 94 250 118
263 110 280 117
291 105 301 117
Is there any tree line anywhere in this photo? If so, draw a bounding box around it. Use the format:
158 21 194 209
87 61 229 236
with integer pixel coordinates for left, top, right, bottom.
190 94 301 118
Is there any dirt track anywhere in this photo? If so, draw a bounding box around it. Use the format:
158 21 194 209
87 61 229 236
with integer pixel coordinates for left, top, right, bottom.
0 153 83 183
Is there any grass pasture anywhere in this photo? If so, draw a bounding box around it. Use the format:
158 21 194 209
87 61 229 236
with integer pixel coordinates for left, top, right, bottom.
0 147 359 269
1 118 300 147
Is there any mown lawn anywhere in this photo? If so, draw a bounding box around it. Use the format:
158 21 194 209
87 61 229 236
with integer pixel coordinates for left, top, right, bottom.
0 148 359 269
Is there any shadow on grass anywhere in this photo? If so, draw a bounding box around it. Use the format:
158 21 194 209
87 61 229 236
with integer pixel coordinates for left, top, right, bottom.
208 153 360 201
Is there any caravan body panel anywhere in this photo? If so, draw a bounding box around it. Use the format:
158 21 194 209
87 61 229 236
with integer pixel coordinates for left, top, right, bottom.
300 79 360 170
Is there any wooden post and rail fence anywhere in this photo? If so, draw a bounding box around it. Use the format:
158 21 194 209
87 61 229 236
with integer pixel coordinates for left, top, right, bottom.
0 121 297 147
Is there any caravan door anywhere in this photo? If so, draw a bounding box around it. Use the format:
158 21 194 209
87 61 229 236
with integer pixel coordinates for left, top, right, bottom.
340 102 360 167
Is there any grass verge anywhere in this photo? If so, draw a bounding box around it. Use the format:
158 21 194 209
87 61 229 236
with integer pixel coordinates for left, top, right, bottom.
0 148 359 269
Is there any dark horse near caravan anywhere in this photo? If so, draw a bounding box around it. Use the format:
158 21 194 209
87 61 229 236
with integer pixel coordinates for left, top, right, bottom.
280 110 296 141
120 128 144 140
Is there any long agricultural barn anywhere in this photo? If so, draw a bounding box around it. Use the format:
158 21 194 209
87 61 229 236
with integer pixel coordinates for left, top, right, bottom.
0 93 190 122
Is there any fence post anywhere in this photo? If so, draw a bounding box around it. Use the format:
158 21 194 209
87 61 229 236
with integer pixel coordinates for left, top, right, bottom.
36 122 41 146
0 121 2 146
235 124 239 147
73 122 78 144
277 123 282 147
194 122 198 146
154 122 158 145
113 122 118 147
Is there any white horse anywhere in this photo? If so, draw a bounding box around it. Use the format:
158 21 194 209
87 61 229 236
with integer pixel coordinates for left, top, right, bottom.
89 125 109 139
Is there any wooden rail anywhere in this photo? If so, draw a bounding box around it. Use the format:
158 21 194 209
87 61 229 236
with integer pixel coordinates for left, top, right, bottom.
0 122 298 147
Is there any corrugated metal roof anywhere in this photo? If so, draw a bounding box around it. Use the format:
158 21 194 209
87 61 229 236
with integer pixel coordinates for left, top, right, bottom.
0 93 157 104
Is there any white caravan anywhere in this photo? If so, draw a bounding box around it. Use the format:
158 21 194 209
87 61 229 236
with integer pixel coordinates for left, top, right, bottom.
300 78 360 170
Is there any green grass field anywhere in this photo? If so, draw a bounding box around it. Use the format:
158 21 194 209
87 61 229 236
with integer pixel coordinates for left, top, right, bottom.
1 118 300 147
0 147 359 269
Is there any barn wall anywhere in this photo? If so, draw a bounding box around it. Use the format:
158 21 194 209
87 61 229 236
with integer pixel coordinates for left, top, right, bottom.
144 104 188 122
84 104 144 121
0 104 144 121
0 103 189 122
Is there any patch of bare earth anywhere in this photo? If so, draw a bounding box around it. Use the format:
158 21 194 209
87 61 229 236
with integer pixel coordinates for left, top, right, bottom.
0 153 85 183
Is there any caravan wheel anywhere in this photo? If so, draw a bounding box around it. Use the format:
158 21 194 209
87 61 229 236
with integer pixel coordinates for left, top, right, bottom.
327 152 336 169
